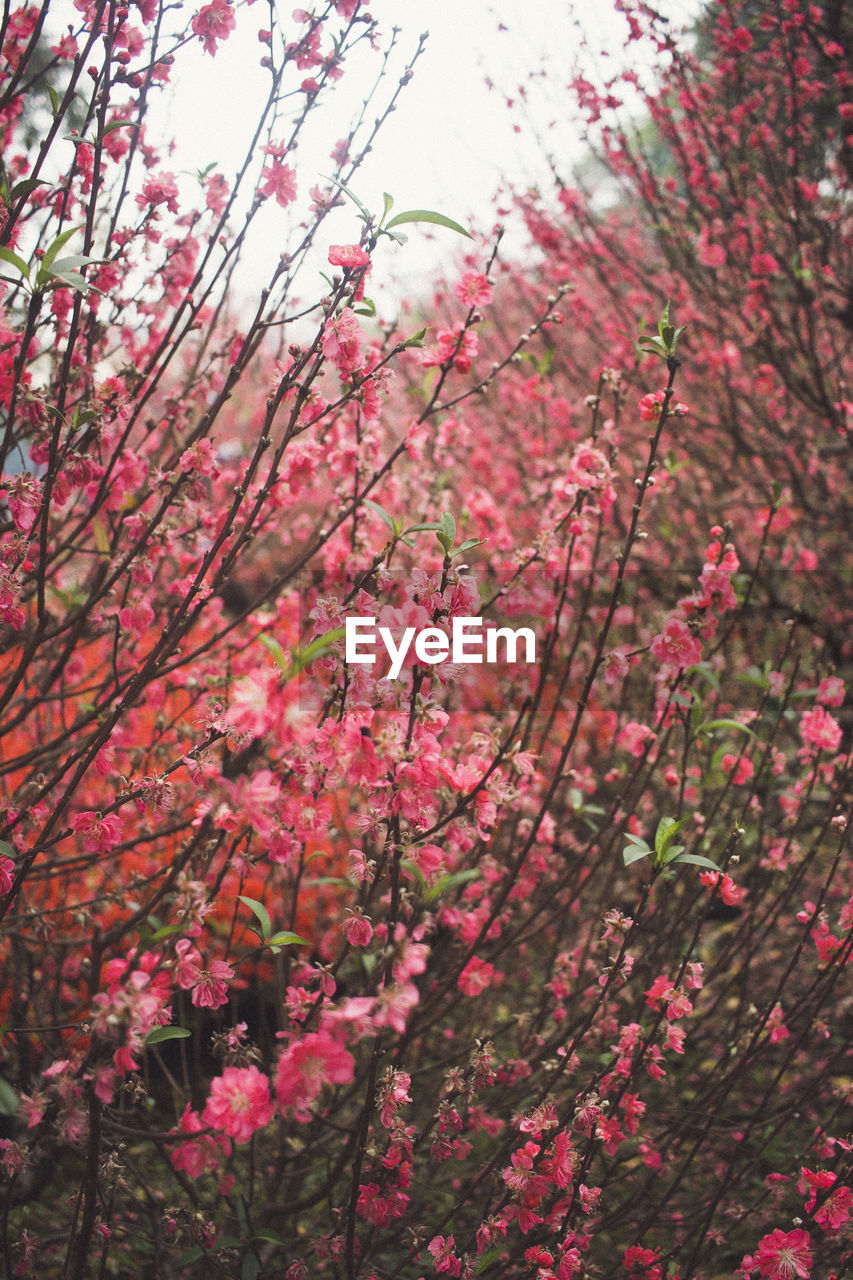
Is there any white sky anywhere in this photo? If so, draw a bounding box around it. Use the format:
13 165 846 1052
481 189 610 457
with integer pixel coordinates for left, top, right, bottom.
145 0 690 306
41 1 693 309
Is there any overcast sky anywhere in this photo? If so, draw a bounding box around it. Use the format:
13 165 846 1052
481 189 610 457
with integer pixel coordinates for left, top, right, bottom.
142 2 700 300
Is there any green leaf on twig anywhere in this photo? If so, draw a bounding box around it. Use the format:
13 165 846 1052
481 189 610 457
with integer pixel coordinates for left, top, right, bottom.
265 931 310 953
145 1026 191 1045
384 209 472 238
238 895 271 940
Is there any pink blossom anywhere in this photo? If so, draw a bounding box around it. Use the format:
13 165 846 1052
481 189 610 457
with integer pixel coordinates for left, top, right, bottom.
275 1030 355 1122
457 956 496 996
799 705 842 754
345 911 374 947
328 243 370 269
322 306 364 376
72 811 124 854
191 959 234 1009
816 676 844 707
650 617 703 669
0 856 15 896
751 1227 812 1279
638 389 688 421
617 720 656 757
202 1065 274 1143
453 271 493 308
191 0 236 56
623 1244 663 1278
428 1234 462 1276
699 870 745 906
135 171 179 215
722 753 754 785
259 159 298 209
171 1103 231 1175
421 325 478 373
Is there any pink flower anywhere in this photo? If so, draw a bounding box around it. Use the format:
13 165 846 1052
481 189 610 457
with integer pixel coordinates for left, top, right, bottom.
421 325 478 373
650 617 703 670
135 171 179 215
453 271 493 308
191 959 234 1009
799 706 842 754
191 0 236 56
816 676 844 707
722 753 754 785
458 956 496 996
617 720 656 757
752 1227 812 1279
623 1244 663 1278
345 912 374 947
275 1030 355 1122
202 1065 274 1143
638 390 688 421
0 856 15 896
699 870 745 906
328 243 370 269
171 1103 231 1175
72 811 124 854
259 160 297 209
428 1234 462 1276
322 306 364 376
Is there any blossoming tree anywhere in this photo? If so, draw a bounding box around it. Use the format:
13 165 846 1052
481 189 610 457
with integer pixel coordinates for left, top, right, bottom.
0 1 850 1278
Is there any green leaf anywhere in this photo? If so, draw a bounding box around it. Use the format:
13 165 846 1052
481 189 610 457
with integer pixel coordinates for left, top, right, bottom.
47 85 61 116
45 269 89 292
402 521 442 535
362 497 398 534
288 626 346 678
669 852 722 871
242 1252 260 1280
39 225 82 275
436 510 456 555
0 246 30 280
92 515 110 556
145 1026 191 1045
238 895 271 940
424 868 479 904
623 842 651 867
384 209 472 238
318 174 371 222
654 816 688 861
661 843 685 865
177 1247 205 1265
453 536 484 558
381 191 394 223
476 1249 504 1273
402 326 427 348
0 841 14 859
252 1230 285 1245
258 632 289 673
353 297 376 317
9 177 47 202
100 119 134 138
148 923 184 942
265 930 310 951
49 253 103 273
0 1077 19 1115
400 857 428 892
697 718 756 737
